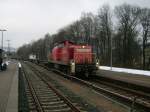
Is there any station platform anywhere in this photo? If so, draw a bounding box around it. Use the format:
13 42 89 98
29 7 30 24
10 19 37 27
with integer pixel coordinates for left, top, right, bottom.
97 68 150 88
0 60 18 112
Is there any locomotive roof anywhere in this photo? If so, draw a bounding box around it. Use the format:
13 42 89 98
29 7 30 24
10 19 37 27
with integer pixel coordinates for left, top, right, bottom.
59 40 90 45
55 40 91 47
59 40 74 44
54 40 74 46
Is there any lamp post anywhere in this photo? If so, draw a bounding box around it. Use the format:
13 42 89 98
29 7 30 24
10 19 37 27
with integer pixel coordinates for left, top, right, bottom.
110 34 112 70
0 29 7 50
6 40 10 58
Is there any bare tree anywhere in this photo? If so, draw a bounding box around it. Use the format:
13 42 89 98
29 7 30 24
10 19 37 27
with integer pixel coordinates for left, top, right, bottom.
67 21 83 43
114 4 141 67
80 12 95 44
139 8 150 69
97 4 112 65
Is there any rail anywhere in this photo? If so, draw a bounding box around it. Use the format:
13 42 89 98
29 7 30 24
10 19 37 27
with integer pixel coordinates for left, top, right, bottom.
22 62 81 112
40 63 150 111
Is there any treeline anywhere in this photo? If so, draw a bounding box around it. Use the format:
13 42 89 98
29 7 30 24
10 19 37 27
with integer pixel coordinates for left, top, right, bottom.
17 3 150 69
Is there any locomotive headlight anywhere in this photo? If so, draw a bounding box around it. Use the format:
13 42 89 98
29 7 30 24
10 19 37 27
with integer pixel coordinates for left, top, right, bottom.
71 62 75 65
82 46 85 48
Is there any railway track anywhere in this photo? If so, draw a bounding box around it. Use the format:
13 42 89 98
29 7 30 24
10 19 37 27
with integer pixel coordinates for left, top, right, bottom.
38 63 150 111
88 77 150 110
22 63 82 112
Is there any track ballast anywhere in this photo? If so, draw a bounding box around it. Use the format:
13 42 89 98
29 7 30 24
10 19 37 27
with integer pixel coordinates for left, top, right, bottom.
22 63 81 112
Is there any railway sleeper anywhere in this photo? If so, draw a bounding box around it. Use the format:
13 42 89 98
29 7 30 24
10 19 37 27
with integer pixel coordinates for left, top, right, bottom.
41 101 65 105
44 107 71 112
42 104 69 109
40 98 61 102
38 94 57 97
38 97 60 100
37 94 56 97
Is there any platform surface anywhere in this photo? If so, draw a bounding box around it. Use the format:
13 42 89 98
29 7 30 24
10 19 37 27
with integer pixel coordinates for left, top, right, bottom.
97 69 150 87
0 60 18 112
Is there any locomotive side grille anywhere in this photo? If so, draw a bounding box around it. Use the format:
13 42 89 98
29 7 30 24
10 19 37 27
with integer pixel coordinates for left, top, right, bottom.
74 47 93 64
74 52 92 64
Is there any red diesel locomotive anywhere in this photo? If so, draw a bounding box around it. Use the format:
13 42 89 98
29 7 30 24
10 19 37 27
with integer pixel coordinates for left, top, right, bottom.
48 40 99 76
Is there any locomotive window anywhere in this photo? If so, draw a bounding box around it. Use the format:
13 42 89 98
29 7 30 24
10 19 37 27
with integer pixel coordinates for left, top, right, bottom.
58 44 64 48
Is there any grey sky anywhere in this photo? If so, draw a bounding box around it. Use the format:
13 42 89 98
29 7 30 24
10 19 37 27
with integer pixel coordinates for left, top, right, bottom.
0 0 150 48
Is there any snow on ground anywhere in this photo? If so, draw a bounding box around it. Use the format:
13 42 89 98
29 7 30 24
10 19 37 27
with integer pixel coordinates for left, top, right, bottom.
99 66 150 76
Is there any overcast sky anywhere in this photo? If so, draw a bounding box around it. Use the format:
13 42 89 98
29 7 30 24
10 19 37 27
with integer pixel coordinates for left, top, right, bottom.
0 0 150 48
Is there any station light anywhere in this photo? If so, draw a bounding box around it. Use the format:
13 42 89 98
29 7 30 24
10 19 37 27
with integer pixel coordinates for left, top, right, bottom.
0 29 7 50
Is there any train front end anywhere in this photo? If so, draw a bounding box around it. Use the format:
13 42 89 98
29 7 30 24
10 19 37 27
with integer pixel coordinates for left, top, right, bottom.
70 45 99 76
